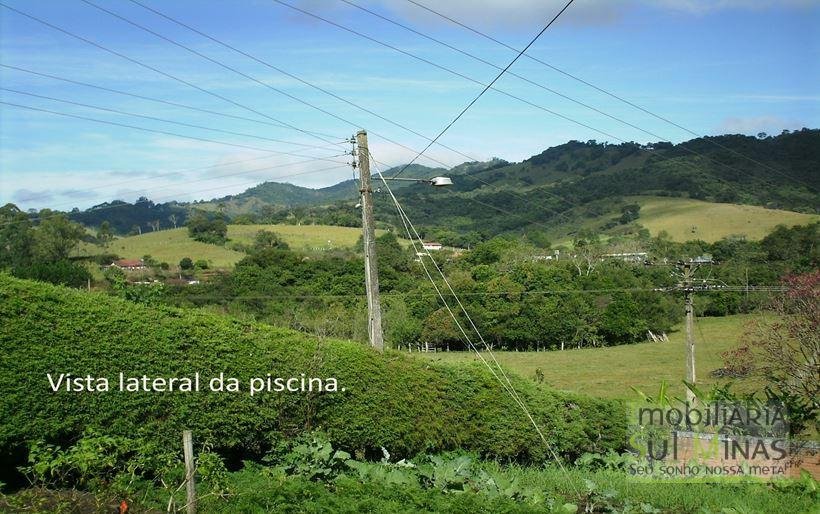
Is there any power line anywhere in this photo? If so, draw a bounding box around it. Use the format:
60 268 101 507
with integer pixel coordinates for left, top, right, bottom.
271 0 629 148
338 0 789 191
78 0 456 171
125 0 479 168
7 0 785 226
0 63 344 141
159 286 788 301
0 100 346 158
0 87 345 154
4 153 337 214
390 0 576 178
402 0 817 192
340 0 669 144
270 0 803 197
4 162 351 229
0 1 345 148
372 154 582 497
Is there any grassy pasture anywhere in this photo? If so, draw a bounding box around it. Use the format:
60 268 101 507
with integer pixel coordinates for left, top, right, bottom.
552 196 817 246
75 228 245 268
75 224 386 268
418 314 761 400
635 196 817 242
225 224 387 251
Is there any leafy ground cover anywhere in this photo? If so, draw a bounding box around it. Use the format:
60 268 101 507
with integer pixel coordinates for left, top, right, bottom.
2 433 815 513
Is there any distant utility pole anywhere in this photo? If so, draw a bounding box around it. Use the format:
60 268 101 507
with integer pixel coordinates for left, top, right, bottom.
680 262 697 405
355 130 384 351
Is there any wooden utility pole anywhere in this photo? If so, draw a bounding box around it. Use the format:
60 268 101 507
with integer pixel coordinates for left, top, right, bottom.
356 130 384 351
182 430 197 514
681 262 696 405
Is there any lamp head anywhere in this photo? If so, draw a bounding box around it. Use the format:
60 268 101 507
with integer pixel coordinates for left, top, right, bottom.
429 176 453 187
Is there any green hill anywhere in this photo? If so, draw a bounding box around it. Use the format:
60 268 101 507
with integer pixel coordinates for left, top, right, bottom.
64 130 819 242
373 130 819 240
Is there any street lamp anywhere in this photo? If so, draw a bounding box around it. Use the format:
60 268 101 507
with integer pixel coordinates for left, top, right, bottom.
355 130 453 351
376 175 454 187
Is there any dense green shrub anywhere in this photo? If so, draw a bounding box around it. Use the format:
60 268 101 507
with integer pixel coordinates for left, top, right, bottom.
0 275 625 475
12 260 91 288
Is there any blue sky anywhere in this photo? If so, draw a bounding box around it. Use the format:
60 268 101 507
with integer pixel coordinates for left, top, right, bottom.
1 0 818 210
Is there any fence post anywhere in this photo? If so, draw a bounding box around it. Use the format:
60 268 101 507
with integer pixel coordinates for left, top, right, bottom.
182 430 196 514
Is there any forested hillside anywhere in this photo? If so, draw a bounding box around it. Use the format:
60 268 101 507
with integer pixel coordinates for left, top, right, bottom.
62 130 819 238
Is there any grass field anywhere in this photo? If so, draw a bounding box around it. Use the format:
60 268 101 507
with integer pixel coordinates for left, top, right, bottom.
417 314 761 400
635 197 817 242
76 229 245 268
75 224 383 268
552 196 817 246
225 224 387 251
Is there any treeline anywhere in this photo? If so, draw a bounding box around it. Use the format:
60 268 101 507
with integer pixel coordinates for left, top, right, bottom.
0 204 92 287
164 222 816 351
68 197 188 235
274 129 820 236
39 129 818 240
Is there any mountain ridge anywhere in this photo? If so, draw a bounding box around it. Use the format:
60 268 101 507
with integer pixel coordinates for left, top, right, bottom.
64 129 819 235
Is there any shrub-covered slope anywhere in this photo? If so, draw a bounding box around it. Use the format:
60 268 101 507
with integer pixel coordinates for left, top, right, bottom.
0 274 625 469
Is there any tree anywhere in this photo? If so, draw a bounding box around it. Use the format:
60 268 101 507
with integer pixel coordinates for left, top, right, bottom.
179 257 194 270
421 308 462 348
0 203 34 268
570 231 603 276
96 221 113 248
618 203 640 224
725 271 819 433
31 212 86 263
186 211 227 245
253 230 289 251
168 213 178 229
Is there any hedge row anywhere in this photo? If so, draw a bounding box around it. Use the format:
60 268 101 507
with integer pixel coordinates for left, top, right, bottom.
0 274 625 469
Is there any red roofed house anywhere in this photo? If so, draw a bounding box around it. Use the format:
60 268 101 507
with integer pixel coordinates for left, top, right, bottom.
110 259 147 271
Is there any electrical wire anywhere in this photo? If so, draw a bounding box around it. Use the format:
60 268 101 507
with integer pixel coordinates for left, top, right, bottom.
0 160 350 228
0 63 342 141
389 0 575 178
0 87 345 153
0 1 345 148
271 0 630 152
0 100 343 158
401 0 817 192
372 152 582 498
125 0 478 168
163 286 788 301
78 0 455 171
3 153 338 215
272 0 815 194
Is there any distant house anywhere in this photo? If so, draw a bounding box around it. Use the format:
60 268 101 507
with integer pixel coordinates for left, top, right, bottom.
109 259 147 271
422 242 443 251
602 252 648 263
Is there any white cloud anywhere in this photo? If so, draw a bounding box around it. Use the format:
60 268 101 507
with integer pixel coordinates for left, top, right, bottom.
373 0 820 29
716 115 806 135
